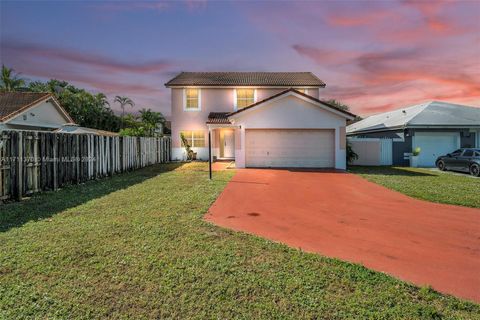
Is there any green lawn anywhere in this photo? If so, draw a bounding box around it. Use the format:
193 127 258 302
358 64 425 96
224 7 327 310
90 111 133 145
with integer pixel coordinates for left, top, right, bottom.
349 166 480 208
1 163 479 319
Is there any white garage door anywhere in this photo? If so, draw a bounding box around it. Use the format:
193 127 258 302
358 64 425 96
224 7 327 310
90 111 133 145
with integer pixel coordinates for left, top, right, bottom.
413 132 460 167
245 129 335 168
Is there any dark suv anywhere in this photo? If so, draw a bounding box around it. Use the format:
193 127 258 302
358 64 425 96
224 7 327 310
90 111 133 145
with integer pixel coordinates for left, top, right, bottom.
436 148 480 177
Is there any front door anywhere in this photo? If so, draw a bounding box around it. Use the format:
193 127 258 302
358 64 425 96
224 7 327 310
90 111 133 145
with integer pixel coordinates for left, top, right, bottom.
222 130 235 158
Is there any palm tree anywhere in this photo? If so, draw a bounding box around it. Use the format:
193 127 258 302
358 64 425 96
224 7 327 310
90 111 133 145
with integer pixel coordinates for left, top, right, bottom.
114 96 135 128
0 65 25 92
139 108 166 136
95 93 110 107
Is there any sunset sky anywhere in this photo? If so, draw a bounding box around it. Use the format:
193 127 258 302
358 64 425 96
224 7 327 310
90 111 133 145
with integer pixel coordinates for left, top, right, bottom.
1 0 479 117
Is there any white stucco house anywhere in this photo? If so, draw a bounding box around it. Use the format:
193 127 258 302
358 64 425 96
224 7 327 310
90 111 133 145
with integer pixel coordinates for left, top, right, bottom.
165 72 356 169
0 92 75 131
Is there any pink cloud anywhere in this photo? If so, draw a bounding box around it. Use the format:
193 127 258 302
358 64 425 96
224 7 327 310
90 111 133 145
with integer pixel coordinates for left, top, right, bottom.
326 9 393 27
402 0 450 30
291 45 359 65
3 40 173 74
1 40 174 114
12 59 161 96
293 44 480 115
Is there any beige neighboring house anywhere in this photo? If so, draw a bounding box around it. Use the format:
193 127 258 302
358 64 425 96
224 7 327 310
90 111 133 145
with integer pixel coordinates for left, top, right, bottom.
0 92 75 131
165 72 356 169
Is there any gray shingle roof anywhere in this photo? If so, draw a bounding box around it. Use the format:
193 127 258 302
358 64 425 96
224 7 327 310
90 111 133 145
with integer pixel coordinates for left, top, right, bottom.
347 101 480 134
0 92 51 121
165 72 325 87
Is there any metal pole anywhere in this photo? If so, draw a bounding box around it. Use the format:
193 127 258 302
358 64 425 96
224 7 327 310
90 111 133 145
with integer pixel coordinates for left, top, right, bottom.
208 129 212 180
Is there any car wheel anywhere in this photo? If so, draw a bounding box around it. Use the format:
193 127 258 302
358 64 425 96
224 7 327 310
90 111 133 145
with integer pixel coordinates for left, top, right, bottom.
437 160 447 171
470 163 480 177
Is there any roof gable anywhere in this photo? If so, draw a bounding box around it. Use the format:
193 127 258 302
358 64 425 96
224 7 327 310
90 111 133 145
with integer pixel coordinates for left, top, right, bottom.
165 72 326 87
0 92 74 124
228 88 356 120
0 92 50 121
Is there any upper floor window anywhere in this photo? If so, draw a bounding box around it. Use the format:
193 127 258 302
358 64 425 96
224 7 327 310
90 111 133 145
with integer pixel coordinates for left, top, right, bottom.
296 88 308 94
234 89 256 109
183 88 201 111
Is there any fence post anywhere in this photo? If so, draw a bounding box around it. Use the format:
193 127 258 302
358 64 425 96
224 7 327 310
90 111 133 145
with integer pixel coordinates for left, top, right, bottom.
17 131 23 200
53 134 58 191
33 131 39 192
110 137 114 176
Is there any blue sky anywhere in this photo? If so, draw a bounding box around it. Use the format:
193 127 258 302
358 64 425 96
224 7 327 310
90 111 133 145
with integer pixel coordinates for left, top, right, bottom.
1 0 479 117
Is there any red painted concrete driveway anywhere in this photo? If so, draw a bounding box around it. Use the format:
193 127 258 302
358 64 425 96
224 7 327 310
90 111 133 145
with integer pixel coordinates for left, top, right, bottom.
205 169 480 302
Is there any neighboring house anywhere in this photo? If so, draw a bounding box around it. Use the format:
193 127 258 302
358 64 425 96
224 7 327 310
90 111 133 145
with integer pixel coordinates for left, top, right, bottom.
0 92 75 131
165 72 355 169
347 101 480 167
160 120 171 135
154 119 171 136
55 124 119 136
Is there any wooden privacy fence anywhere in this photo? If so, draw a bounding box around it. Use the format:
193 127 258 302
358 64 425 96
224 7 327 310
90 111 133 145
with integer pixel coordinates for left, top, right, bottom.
0 130 171 202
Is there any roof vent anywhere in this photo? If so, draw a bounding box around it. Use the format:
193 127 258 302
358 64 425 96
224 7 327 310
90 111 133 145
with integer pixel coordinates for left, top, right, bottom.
402 110 407 115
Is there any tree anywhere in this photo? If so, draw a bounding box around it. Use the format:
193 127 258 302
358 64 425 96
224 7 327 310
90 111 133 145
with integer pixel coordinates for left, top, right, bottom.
0 65 25 92
139 108 166 137
346 142 358 166
325 99 350 111
119 114 145 136
28 79 122 132
114 96 135 126
119 109 166 137
326 99 363 122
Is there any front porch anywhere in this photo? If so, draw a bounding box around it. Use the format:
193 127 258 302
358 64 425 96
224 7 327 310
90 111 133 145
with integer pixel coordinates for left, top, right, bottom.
206 112 240 165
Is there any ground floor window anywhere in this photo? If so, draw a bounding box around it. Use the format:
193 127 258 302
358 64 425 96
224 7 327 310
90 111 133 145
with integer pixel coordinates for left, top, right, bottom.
180 130 205 147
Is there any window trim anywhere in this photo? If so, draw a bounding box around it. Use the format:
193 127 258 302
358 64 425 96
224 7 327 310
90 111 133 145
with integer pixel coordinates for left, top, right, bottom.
183 88 201 111
233 88 257 111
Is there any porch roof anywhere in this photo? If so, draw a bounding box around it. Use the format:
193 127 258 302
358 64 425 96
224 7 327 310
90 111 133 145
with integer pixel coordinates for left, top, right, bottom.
206 112 231 124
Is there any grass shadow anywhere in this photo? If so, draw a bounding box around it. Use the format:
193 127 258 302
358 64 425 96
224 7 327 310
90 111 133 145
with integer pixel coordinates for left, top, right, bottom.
0 162 183 233
348 166 436 177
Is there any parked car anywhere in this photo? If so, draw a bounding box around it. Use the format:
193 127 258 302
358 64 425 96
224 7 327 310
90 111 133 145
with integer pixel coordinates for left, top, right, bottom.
436 148 480 177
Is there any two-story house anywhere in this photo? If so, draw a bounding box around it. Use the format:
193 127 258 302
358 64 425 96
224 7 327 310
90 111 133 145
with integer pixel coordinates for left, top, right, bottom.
165 72 355 169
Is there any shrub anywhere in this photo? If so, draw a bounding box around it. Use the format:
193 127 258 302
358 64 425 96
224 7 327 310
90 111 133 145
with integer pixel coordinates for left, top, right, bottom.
347 142 358 164
180 133 195 160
